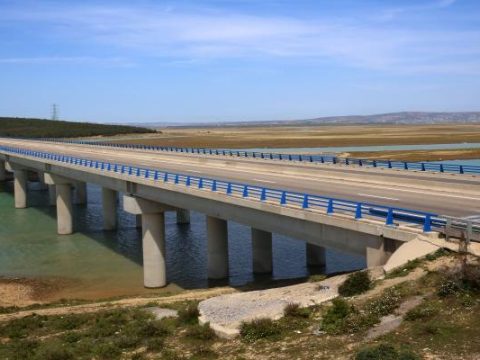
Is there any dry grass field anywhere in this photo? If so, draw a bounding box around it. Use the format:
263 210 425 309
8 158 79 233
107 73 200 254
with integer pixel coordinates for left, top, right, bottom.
111 123 480 149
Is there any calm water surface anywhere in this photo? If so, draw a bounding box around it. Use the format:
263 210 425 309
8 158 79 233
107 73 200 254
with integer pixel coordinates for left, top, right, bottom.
0 182 364 299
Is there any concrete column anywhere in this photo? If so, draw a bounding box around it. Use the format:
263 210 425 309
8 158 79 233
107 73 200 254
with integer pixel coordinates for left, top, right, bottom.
366 237 389 268
207 216 229 279
75 182 87 205
176 209 191 225
123 195 172 288
13 169 27 209
252 228 273 274
0 161 6 181
102 188 117 231
142 212 167 288
56 183 73 235
48 185 56 206
306 243 326 267
136 214 142 228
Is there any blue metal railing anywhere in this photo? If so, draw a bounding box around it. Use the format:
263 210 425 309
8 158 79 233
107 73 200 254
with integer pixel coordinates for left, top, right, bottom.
0 144 444 233
35 138 480 175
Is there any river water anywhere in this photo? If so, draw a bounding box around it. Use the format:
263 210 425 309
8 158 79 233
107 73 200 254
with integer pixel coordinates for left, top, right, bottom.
0 182 364 300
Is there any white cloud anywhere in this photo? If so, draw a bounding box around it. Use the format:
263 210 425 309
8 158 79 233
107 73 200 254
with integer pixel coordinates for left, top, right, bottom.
1 1 479 74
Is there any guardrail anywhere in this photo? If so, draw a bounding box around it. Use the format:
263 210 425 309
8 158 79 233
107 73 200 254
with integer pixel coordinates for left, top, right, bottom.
3 144 475 239
36 138 480 175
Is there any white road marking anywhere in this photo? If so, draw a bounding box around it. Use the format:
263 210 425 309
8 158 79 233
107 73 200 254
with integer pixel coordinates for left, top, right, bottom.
186 170 202 173
253 178 276 184
357 193 399 201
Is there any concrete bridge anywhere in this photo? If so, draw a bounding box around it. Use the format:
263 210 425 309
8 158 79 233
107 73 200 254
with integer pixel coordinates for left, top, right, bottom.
0 138 479 288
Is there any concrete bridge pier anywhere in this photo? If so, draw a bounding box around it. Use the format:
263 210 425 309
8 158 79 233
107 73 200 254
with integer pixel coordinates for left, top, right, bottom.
44 173 74 235
0 160 6 182
6 163 28 209
123 195 173 288
102 188 117 231
306 243 326 267
75 182 87 205
207 216 229 279
176 209 191 225
252 228 273 274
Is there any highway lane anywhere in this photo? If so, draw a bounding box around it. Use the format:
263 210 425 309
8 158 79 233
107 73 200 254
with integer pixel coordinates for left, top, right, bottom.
1 139 479 218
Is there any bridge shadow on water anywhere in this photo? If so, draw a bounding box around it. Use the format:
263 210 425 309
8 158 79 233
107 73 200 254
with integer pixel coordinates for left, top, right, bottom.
0 179 366 297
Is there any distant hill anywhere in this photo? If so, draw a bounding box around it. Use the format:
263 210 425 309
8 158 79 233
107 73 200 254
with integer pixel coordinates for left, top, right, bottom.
0 117 156 138
134 111 480 128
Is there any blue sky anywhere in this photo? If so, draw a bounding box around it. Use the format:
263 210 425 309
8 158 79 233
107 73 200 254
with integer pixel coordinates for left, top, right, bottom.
0 0 479 123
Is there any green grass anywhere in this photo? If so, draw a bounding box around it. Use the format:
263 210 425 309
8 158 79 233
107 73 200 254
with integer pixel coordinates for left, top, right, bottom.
355 343 420 360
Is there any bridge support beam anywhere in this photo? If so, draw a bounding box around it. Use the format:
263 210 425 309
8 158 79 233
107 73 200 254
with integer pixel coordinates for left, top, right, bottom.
176 209 191 225
102 188 117 231
306 243 326 267
207 216 229 279
252 228 272 274
75 182 87 205
0 160 6 182
44 173 74 235
13 169 28 209
123 195 173 288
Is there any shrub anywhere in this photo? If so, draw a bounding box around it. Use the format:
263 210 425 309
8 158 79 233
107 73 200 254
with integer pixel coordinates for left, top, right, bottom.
283 303 311 318
240 318 282 343
320 298 354 334
338 271 372 297
356 343 419 360
32 342 74 360
178 303 200 325
185 323 216 341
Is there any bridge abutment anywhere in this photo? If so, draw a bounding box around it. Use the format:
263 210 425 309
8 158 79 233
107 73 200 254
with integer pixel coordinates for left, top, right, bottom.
102 188 117 231
176 209 191 225
207 216 229 279
252 228 273 274
306 243 326 267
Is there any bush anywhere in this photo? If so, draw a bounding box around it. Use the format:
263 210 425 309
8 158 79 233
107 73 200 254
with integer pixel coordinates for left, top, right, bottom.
356 343 419 360
240 318 282 343
178 303 200 325
185 323 216 341
283 303 311 318
437 263 480 297
320 298 354 334
338 271 372 297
